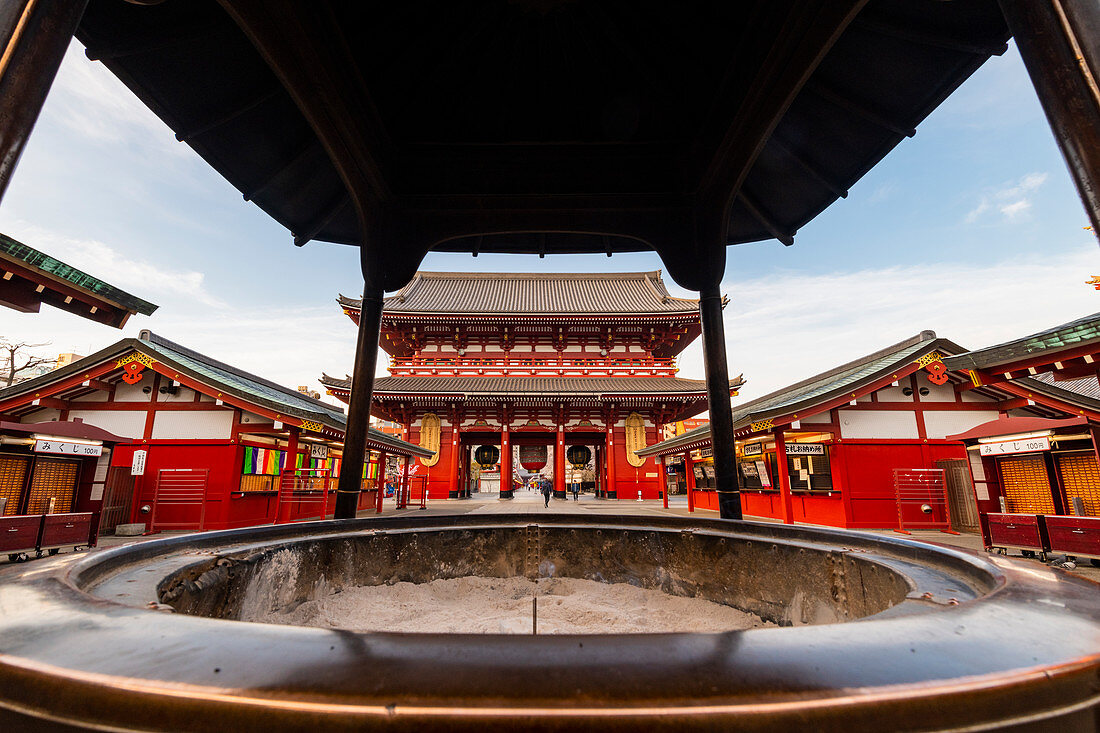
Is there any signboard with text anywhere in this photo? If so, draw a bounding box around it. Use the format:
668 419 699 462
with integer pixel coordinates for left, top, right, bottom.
979 436 1051 456
742 443 763 457
310 443 328 460
785 443 825 456
131 449 147 476
34 439 102 457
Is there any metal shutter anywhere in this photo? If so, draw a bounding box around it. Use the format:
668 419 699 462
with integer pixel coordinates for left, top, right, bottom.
0 456 29 515
26 458 79 515
999 455 1055 514
1055 453 1100 517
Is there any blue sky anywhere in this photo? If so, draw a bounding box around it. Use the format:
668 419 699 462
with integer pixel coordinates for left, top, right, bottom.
0 39 1097 408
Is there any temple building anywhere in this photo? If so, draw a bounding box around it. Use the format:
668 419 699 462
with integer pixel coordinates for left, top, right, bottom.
0 331 429 533
322 271 743 500
641 328 1100 535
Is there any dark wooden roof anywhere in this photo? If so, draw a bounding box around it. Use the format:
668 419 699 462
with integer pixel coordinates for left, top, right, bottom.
945 312 1100 372
0 232 157 327
341 271 699 316
321 373 743 398
74 0 1009 290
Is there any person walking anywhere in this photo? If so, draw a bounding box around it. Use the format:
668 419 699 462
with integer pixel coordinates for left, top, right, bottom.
571 482 579 501
541 480 551 508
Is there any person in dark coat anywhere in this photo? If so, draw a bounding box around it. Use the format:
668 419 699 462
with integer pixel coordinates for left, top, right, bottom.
541 480 551 507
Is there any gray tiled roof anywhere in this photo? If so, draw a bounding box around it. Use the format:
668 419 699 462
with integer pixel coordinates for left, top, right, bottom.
638 332 956 455
945 312 1100 372
729 331 953 426
139 331 349 429
0 332 430 456
338 271 701 315
322 374 743 396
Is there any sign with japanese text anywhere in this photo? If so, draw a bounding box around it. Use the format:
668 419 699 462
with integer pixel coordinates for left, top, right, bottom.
742 442 763 457
310 443 328 460
132 449 147 476
34 439 102 457
785 443 825 456
979 436 1051 456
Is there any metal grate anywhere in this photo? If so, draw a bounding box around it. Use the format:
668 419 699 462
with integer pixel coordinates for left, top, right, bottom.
26 458 79 515
0 456 29 516
999 455 1054 514
893 468 950 531
937 459 980 532
99 468 135 534
1055 453 1100 517
151 469 208 531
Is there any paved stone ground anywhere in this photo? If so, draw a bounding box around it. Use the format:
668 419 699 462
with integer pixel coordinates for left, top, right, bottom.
13 490 1100 582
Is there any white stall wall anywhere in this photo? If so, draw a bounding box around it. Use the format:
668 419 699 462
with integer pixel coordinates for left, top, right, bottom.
151 411 234 440
839 410 919 440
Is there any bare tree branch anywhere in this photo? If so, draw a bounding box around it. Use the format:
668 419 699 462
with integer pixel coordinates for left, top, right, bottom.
0 339 52 387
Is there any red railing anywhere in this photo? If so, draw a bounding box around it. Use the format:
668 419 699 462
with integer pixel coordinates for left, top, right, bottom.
388 355 677 377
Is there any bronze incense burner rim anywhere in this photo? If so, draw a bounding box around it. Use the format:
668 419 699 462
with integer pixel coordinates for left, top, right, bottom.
0 514 1097 732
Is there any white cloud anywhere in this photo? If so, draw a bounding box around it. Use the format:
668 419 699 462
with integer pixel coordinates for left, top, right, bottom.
8 225 224 308
674 243 1100 404
966 172 1048 224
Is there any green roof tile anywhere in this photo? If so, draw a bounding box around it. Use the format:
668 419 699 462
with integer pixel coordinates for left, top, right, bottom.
0 233 157 315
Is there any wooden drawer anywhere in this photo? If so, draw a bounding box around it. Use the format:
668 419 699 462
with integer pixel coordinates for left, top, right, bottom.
39 513 93 549
1043 515 1100 559
985 513 1045 551
0 515 41 554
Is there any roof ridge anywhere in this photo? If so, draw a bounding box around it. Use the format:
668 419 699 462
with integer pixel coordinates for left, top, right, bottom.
733 331 942 412
138 331 341 412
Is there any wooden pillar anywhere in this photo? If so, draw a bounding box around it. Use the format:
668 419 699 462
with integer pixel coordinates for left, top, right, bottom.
0 0 89 202
499 424 513 499
335 287 384 518
999 0 1100 237
274 427 299 524
773 429 794 525
447 414 461 499
604 407 617 499
684 451 696 513
699 284 742 520
375 450 387 514
554 421 566 499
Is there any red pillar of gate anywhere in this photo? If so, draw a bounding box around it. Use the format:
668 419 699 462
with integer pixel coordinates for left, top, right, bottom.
500 425 513 499
773 429 794 525
554 422 566 498
684 451 696 513
447 416 461 499
604 407 617 499
376 450 387 513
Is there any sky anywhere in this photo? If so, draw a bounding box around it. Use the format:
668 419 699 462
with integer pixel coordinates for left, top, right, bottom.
0 38 1097 411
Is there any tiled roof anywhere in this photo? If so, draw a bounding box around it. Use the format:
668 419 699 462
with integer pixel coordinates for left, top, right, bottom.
729 331 954 426
0 332 430 456
945 312 1100 372
321 373 743 397
139 331 349 430
1020 372 1100 412
636 421 713 456
338 271 701 315
0 232 158 317
638 332 956 455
